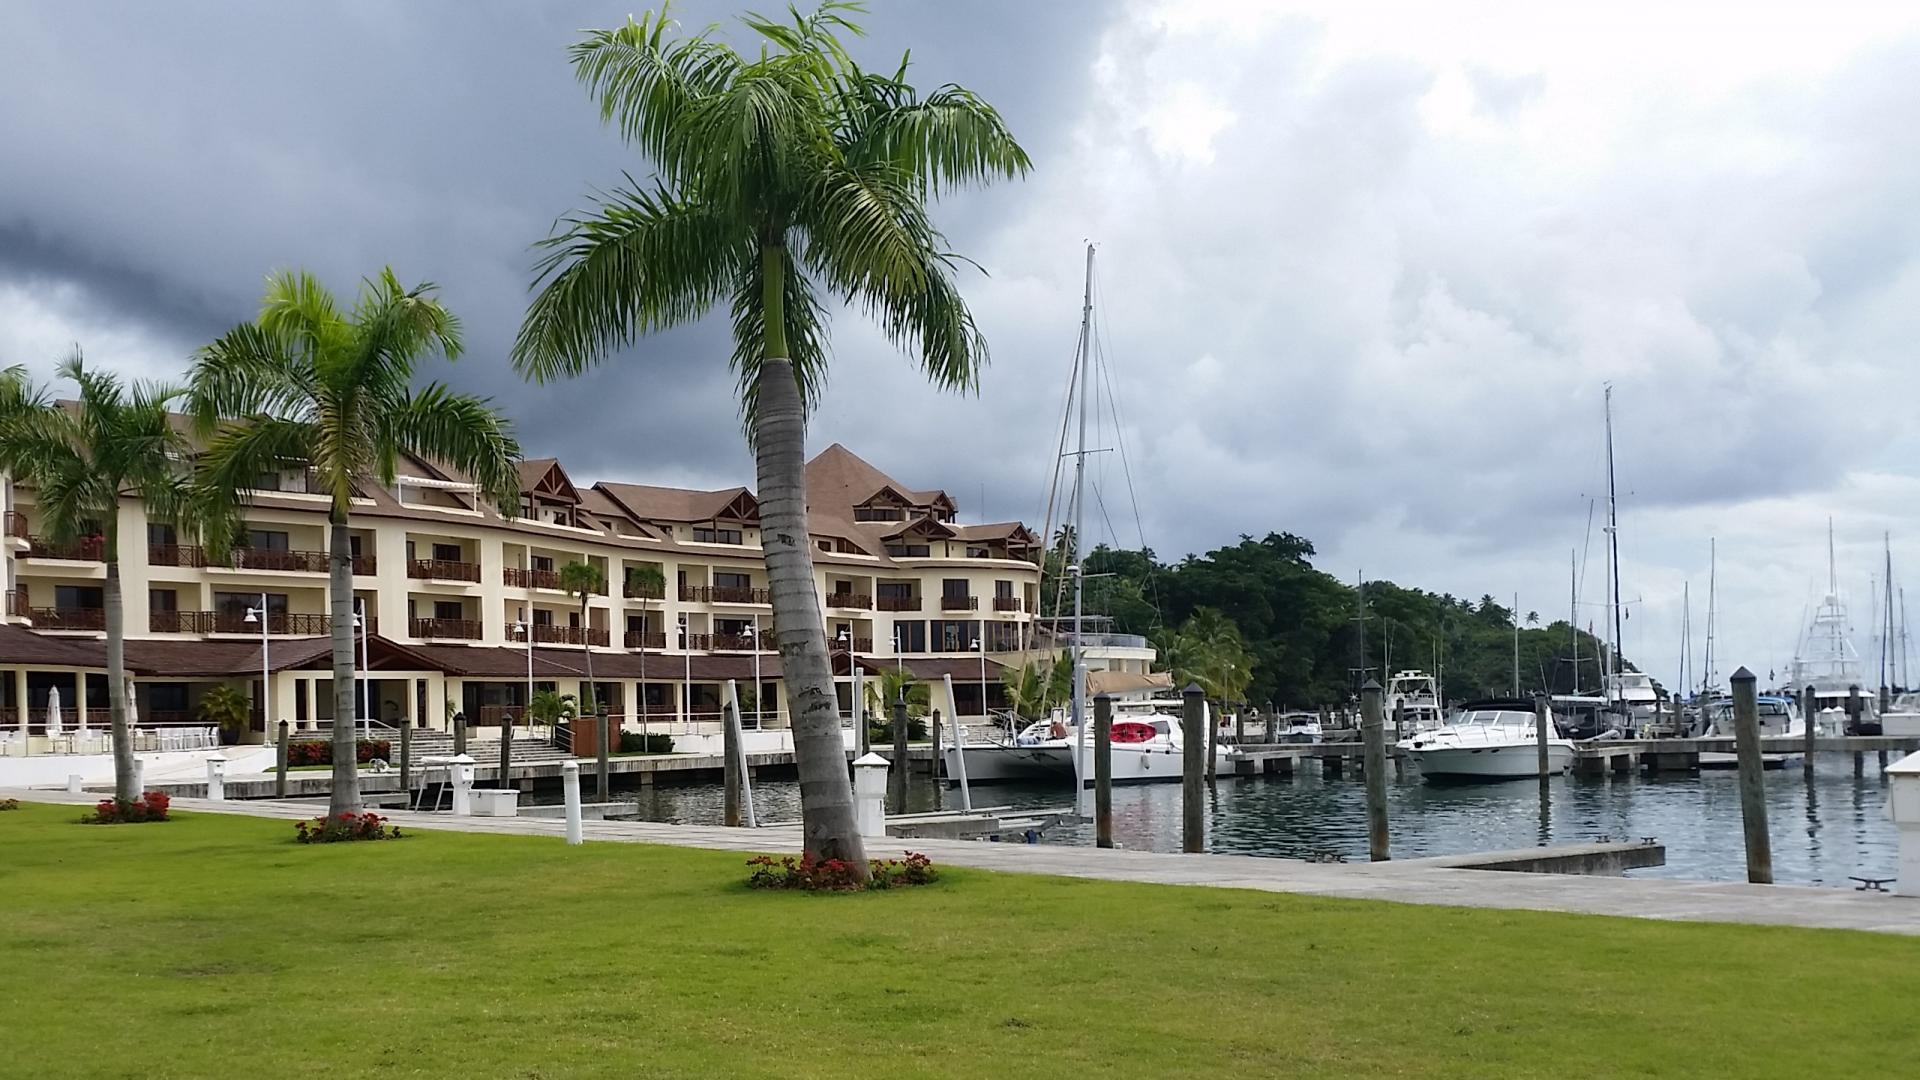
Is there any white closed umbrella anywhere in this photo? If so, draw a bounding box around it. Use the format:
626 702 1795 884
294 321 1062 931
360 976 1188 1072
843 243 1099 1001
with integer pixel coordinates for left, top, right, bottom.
45 685 62 737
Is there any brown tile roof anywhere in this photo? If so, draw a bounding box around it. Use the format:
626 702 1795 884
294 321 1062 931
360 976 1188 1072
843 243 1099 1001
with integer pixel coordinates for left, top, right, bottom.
396 643 783 682
0 626 111 669
806 443 950 515
852 656 1007 682
594 482 757 525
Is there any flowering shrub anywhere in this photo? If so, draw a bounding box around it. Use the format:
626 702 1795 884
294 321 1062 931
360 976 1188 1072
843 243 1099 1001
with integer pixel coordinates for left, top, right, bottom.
81 791 171 824
287 739 392 766
0 798 20 811
746 851 938 891
294 811 403 844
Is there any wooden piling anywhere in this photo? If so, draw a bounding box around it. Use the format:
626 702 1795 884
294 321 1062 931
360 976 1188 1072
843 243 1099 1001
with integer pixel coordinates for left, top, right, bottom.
596 702 611 803
1095 694 1114 849
453 714 466 757
1182 683 1205 853
499 713 513 790
929 708 942 778
1393 702 1407 778
1361 679 1389 862
1802 684 1817 781
1534 693 1551 779
1234 705 1245 747
1730 668 1773 884
1205 697 1219 785
399 718 412 805
1265 700 1277 743
274 719 289 799
722 698 742 827
890 692 909 814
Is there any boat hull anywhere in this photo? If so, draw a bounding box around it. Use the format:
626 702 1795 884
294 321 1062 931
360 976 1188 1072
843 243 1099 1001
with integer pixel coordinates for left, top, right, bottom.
944 742 1228 786
1410 742 1574 780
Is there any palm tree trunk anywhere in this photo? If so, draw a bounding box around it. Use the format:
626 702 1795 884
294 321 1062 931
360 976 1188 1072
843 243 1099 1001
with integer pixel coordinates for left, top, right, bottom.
328 515 362 816
104 545 135 803
755 353 867 872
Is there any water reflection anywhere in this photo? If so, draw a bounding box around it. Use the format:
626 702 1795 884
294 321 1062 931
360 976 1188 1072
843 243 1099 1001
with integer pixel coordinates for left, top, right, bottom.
562 758 1896 888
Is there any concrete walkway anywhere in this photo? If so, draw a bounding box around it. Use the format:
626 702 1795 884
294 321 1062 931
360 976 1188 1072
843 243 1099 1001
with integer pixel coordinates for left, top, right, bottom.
12 786 1920 937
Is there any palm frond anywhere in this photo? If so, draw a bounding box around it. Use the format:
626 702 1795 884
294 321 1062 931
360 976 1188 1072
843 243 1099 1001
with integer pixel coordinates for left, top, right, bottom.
842 78 1032 194
187 322 317 432
570 9 741 182
343 269 463 394
193 417 317 553
513 182 744 382
380 384 522 508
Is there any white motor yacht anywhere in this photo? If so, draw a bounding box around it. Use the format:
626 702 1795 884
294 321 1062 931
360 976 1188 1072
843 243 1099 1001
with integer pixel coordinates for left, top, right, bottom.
944 698 1233 786
1403 698 1574 781
1383 670 1444 732
1699 695 1803 769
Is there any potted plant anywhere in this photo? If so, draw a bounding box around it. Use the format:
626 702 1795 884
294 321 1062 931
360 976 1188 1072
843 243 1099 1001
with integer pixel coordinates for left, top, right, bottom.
197 683 253 746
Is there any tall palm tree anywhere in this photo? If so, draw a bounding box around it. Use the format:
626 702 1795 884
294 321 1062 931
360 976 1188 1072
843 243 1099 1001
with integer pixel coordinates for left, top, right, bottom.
511 3 1029 869
0 354 203 802
625 563 667 743
558 560 605 712
190 269 521 817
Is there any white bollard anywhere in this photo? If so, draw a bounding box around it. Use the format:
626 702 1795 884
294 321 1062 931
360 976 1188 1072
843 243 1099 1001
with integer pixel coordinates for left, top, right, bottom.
449 754 475 816
204 754 228 802
1886 752 1920 895
66 774 83 794
561 760 584 845
851 752 890 837
132 758 144 795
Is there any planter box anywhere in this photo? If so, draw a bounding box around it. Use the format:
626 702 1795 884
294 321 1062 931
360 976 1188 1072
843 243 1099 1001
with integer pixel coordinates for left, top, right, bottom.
469 789 520 817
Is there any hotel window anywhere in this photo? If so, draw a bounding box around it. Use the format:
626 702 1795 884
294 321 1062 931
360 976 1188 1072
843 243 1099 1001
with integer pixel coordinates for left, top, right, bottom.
931 620 974 652
886 543 930 557
149 589 177 612
693 526 743 545
530 555 555 573
877 582 913 600
626 614 649 633
433 600 464 621
215 591 287 619
995 580 1014 599
55 585 104 610
893 620 927 653
247 529 290 551
966 545 991 558
942 579 969 599
147 522 177 547
714 571 752 589
534 609 554 626
432 542 462 563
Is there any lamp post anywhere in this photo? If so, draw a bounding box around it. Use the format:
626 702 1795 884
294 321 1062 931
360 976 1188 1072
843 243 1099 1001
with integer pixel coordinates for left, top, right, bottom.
242 592 269 741
680 612 693 727
751 612 763 731
971 635 988 732
514 618 532 727
353 598 370 740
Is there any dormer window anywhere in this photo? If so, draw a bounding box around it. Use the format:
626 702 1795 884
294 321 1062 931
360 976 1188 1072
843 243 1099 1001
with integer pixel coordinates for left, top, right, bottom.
694 526 743 545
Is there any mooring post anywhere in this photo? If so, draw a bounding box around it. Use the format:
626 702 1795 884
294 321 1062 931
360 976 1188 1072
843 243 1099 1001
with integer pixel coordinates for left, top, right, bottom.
1234 703 1245 747
1182 682 1205 853
499 711 513 790
399 717 412 807
1205 697 1219 785
453 713 467 757
596 702 611 803
1266 700 1277 743
1095 693 1114 849
561 760 583 846
1848 684 1865 776
1392 701 1407 778
722 692 742 828
274 719 289 799
929 708 942 778
1318 705 1330 736
890 690 909 814
1730 667 1773 884
1534 693 1551 779
1361 679 1389 861
1802 684 1818 781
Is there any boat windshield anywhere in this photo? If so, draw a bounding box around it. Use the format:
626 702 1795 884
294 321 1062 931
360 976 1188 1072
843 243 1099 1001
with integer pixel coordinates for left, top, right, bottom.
1452 709 1531 727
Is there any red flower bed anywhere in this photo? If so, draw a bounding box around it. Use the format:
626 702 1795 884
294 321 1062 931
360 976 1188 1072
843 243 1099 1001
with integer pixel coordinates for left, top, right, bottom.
81 791 171 824
294 811 403 844
746 851 938 891
287 739 392 766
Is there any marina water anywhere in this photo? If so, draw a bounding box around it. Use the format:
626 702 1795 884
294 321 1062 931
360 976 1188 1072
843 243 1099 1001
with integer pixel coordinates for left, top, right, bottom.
581 762 1899 887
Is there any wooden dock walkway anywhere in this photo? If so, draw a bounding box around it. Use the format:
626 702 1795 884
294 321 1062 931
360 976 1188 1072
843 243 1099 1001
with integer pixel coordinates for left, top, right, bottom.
9 786 1917 936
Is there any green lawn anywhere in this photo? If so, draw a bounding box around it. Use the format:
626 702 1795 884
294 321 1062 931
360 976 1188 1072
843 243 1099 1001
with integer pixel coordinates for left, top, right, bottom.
2 802 1915 1079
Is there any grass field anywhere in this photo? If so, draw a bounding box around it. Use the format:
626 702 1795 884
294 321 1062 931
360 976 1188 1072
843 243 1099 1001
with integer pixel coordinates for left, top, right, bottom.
2 801 1916 1079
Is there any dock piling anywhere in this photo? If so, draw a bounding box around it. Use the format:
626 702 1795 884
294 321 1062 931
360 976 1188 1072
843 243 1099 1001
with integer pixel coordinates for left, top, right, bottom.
596 702 611 803
929 707 942 779
1392 702 1407 779
1730 668 1774 884
1182 683 1205 853
399 718 412 806
274 719 289 799
453 713 466 756
1265 700 1277 743
1095 693 1114 849
1361 679 1389 862
1533 693 1551 779
722 689 742 828
890 691 909 815
499 712 513 790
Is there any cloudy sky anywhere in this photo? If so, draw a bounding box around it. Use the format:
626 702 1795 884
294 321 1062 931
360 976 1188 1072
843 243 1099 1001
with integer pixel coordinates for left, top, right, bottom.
5 0 1919 692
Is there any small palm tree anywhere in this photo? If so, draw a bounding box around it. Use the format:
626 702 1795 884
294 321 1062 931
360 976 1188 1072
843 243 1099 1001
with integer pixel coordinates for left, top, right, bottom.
189 269 521 816
1526 611 1540 627
1000 651 1073 723
0 354 204 801
558 560 606 713
196 683 254 747
529 689 578 728
864 666 929 743
512 3 1028 873
625 564 667 741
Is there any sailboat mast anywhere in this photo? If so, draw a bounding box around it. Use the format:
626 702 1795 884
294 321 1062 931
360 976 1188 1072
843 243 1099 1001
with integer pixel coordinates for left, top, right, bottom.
1512 592 1521 695
1704 538 1717 692
1679 581 1690 702
1884 532 1895 697
1354 570 1367 692
1069 244 1093 748
1603 386 1625 707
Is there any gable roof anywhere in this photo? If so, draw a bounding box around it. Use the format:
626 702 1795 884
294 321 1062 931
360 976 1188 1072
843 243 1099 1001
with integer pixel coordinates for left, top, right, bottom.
517 458 582 504
594 483 759 525
806 443 950 515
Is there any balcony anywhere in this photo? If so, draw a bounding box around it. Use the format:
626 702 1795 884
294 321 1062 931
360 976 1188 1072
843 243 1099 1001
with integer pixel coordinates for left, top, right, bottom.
408 559 481 583
25 535 104 562
711 631 775 652
680 584 770 604
226 547 328 573
410 616 482 640
679 632 711 651
148 543 207 568
516 623 610 647
154 611 332 635
993 596 1024 612
30 607 105 631
5 588 23 616
624 630 667 650
3 511 27 539
940 595 979 611
624 578 666 600
352 555 377 576
826 592 872 610
503 566 561 590
876 595 922 612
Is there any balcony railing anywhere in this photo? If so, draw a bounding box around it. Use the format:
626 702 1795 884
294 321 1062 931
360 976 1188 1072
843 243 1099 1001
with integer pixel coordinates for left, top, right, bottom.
850 636 873 653
680 584 770 604
410 617 482 640
352 555 377 576
876 595 922 612
408 559 481 583
503 566 561 590
710 631 775 652
624 578 666 600
515 623 609 647
154 611 332 635
3 511 27 538
5 588 24 616
148 543 207 568
826 592 872 609
941 595 979 611
25 535 104 561
624 630 667 650
30 607 105 630
227 547 329 573
679 633 711 651
993 596 1024 612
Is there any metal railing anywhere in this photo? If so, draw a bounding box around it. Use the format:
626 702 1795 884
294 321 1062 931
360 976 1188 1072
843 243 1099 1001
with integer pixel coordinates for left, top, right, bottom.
624 578 666 599
710 631 775 652
351 555 377 575
148 543 207 567
2 510 26 538
941 595 979 611
503 566 561 590
826 592 872 609
25 535 104 561
993 596 1023 612
624 630 667 650
409 616 481 640
680 584 770 604
516 622 609 647
30 607 105 630
227 547 329 573
876 595 922 611
155 611 332 635
408 559 481 582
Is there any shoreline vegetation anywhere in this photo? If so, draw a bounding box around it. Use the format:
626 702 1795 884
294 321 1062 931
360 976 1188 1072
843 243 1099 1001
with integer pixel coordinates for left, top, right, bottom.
2 802 1915 1078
